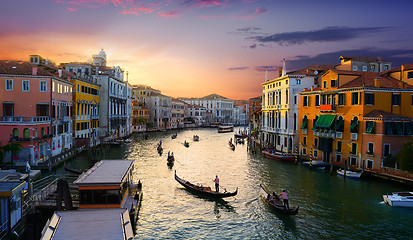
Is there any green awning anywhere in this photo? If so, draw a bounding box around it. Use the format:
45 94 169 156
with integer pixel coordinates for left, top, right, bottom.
384 122 393 135
314 115 336 129
349 120 358 130
394 122 403 135
366 121 375 134
405 122 413 135
335 119 344 131
300 118 308 129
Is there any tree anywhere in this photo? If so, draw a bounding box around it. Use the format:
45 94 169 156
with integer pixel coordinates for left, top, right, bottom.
1 142 23 168
395 138 413 172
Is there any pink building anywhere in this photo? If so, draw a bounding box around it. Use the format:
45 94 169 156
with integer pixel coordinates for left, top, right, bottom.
0 56 73 166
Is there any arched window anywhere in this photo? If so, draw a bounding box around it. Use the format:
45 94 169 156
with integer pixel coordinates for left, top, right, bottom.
13 128 19 138
23 128 30 139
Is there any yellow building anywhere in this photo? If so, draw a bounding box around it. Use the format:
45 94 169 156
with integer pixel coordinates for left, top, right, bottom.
72 78 100 146
299 69 413 173
131 85 150 132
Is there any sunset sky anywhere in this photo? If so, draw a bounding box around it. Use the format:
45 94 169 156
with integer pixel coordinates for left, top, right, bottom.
1 0 413 100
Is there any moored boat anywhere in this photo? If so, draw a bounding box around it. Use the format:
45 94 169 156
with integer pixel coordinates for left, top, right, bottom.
383 192 413 207
302 160 326 169
64 163 84 175
262 150 295 162
174 171 238 198
259 184 299 215
337 169 362 178
218 125 234 133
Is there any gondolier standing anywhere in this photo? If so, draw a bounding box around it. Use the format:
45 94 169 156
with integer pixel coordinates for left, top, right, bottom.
214 175 219 192
279 190 289 210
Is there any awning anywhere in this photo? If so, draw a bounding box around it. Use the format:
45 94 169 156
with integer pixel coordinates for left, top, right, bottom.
300 118 308 129
314 115 336 129
366 121 375 134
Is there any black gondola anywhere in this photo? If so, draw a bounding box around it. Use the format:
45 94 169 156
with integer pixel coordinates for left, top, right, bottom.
167 155 175 164
171 134 177 139
259 184 299 215
64 163 84 175
174 171 238 199
157 145 163 155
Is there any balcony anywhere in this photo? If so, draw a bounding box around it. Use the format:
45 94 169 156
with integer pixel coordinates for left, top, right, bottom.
60 116 71 123
320 104 335 112
91 115 99 120
0 116 51 123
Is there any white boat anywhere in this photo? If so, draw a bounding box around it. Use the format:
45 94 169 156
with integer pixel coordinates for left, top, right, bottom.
124 138 132 143
218 125 234 133
383 192 413 207
337 169 362 178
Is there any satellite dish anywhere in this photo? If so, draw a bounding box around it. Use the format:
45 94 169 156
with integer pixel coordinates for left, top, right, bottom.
314 70 318 75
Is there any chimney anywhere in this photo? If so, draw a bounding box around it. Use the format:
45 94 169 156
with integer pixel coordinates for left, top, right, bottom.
58 69 63 77
278 67 283 77
374 77 381 88
399 80 404 89
401 64 404 82
32 67 37 76
310 86 314 91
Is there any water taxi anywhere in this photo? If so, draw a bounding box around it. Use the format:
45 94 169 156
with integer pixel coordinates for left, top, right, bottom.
337 169 362 178
218 125 234 133
41 160 142 239
383 192 413 207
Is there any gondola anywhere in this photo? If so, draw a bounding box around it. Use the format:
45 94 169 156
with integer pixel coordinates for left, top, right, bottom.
184 141 189 148
64 163 84 175
229 142 235 150
167 155 175 164
157 145 163 155
171 134 177 139
259 184 299 215
193 135 199 141
174 171 238 198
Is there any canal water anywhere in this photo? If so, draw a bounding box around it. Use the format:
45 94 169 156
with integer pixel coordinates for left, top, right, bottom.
63 128 413 240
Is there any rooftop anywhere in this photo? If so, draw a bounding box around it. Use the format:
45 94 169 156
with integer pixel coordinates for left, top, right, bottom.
363 110 413 120
74 160 134 186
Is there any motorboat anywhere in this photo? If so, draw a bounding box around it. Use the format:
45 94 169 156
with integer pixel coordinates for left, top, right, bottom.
337 169 362 178
302 160 326 169
262 150 295 162
383 192 413 207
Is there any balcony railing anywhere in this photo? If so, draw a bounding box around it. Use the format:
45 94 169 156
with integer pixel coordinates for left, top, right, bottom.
0 116 51 123
91 115 99 120
60 116 71 123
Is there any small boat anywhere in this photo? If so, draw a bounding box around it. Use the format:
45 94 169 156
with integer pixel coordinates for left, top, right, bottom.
184 141 189 148
174 171 238 198
259 184 299 215
383 192 413 207
234 133 247 139
157 145 163 155
236 138 244 144
302 160 326 169
229 142 235 150
124 138 132 143
337 169 362 178
144 134 149 140
193 135 199 141
218 125 234 133
167 155 175 165
171 134 177 139
262 150 295 162
64 163 84 174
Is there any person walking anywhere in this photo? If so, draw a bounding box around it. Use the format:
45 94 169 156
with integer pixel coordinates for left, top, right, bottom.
279 190 289 210
213 175 219 192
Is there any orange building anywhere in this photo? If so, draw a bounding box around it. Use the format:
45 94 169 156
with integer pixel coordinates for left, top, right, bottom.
298 69 413 174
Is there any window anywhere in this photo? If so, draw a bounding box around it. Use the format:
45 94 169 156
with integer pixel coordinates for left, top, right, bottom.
351 92 359 105
368 142 374 155
6 79 13 90
338 93 345 105
411 95 413 106
392 94 401 106
40 81 47 92
366 121 375 134
350 157 357 166
351 143 357 155
302 148 307 155
384 65 389 71
365 93 374 105
336 141 342 152
336 154 342 162
22 80 30 92
315 95 320 106
314 150 318 158
296 79 301 84
367 159 373 169
323 81 327 88
3 102 14 116
371 65 376 70
303 96 308 107
352 66 358 71
331 79 337 87
303 136 307 146
294 95 297 105
383 144 391 156
314 138 318 148
408 72 413 79
36 104 49 116
362 66 367 71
